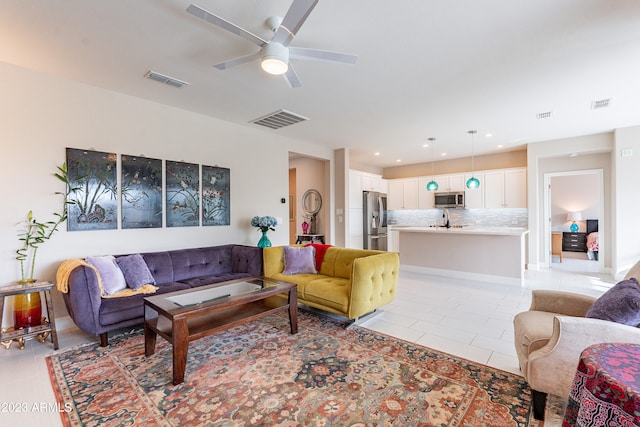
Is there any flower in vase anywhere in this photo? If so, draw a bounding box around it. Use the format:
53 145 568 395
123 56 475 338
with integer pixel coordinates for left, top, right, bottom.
250 216 278 233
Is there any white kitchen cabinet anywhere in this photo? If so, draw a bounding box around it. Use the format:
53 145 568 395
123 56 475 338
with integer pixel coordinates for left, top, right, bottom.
438 174 465 192
388 179 419 210
349 171 364 208
484 168 526 208
418 178 435 209
463 172 484 208
348 207 364 249
361 173 387 193
504 168 527 208
349 170 387 210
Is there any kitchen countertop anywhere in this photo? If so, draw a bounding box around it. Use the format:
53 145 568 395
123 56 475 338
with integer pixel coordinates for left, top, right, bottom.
390 225 528 236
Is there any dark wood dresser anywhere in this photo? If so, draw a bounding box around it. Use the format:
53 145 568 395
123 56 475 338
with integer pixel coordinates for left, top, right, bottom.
562 232 587 252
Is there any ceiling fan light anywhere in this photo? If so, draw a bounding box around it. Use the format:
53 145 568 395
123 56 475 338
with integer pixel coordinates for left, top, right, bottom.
261 42 289 75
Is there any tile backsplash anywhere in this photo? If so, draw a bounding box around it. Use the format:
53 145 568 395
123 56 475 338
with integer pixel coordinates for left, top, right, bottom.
388 208 528 228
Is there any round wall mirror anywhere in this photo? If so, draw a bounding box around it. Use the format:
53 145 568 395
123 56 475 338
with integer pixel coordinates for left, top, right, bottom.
302 189 322 215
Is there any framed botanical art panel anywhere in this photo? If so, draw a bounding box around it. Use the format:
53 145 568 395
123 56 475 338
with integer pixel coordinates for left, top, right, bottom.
165 160 199 227
66 148 117 231
202 165 230 226
121 155 162 229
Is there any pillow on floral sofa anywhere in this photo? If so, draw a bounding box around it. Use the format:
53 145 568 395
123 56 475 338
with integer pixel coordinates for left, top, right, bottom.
585 278 640 326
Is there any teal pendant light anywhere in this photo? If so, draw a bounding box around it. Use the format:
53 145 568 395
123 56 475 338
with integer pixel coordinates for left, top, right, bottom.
426 137 439 191
466 130 480 189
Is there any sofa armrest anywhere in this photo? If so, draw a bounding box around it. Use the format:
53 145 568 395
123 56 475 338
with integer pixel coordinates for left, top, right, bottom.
62 266 104 336
529 290 596 317
527 315 640 397
349 252 399 319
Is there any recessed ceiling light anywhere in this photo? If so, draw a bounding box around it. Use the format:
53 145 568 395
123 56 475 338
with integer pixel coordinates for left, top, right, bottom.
497 144 504 148
485 133 493 138
423 143 429 148
396 159 402 163
374 152 380 156
440 152 447 156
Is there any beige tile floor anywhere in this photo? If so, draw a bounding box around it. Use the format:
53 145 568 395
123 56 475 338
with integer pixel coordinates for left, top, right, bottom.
0 255 613 426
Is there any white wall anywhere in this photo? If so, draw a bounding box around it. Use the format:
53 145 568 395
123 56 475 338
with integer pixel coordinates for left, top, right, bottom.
0 62 333 324
614 126 640 275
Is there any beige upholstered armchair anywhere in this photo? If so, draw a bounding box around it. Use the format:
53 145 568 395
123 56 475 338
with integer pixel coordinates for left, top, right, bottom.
513 270 640 420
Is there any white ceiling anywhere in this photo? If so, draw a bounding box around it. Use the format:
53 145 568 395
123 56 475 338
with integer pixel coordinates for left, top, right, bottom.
2 0 640 169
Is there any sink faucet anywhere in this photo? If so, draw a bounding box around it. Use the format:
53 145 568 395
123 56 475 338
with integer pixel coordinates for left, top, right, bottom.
443 208 450 228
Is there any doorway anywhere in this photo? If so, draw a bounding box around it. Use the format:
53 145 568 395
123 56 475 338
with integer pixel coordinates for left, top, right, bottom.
289 168 297 244
543 169 604 273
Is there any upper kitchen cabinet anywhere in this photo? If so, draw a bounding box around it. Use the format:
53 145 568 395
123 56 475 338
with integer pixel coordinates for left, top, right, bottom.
438 174 466 192
362 173 387 193
484 168 527 208
463 172 484 209
417 178 435 209
349 170 387 208
388 178 419 210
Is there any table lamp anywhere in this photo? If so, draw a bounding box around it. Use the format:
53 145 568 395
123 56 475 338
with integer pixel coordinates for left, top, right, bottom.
567 212 582 232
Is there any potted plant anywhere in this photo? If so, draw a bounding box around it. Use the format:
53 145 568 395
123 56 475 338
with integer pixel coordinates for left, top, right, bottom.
14 163 77 328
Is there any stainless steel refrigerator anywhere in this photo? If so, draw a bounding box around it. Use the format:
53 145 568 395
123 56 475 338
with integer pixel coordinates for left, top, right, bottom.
363 191 388 251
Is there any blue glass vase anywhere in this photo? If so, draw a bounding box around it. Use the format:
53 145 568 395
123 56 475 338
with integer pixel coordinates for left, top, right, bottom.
257 230 272 248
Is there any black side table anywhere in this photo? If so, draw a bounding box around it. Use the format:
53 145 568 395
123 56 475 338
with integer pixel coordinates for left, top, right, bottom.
0 282 59 350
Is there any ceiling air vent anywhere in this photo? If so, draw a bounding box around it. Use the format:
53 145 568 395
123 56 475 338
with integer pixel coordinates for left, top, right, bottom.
250 109 309 129
536 111 553 120
144 70 189 88
591 98 612 109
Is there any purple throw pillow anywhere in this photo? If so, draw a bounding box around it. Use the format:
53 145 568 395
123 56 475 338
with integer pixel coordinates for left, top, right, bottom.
585 278 640 326
116 254 156 290
282 246 317 275
86 255 127 295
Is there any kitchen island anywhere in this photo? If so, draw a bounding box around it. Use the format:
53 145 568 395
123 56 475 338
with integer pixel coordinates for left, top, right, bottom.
393 226 529 284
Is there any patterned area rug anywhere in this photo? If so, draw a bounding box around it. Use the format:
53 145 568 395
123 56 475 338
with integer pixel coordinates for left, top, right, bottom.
47 311 542 426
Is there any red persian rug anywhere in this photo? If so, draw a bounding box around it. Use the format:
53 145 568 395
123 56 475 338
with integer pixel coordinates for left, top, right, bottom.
47 311 541 426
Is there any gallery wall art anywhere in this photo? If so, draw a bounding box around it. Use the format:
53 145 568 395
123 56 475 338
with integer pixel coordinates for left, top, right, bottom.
165 160 200 227
121 155 162 229
66 148 118 231
65 148 230 230
202 165 230 226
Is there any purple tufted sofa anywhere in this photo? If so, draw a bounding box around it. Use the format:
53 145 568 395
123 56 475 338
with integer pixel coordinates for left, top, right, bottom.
62 244 263 346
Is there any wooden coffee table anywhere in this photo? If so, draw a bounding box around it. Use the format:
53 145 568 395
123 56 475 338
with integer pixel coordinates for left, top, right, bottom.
143 277 298 385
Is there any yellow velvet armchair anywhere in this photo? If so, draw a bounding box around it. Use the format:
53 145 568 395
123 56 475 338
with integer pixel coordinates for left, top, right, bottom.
263 246 399 320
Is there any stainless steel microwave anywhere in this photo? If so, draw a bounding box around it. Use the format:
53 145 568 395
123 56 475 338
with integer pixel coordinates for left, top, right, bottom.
434 191 465 208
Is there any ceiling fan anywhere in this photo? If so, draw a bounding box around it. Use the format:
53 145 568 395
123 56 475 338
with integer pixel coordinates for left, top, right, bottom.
186 0 357 88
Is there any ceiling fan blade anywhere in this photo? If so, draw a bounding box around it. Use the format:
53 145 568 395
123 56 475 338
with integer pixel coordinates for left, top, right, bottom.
272 0 319 46
289 47 358 64
284 64 302 88
213 52 261 70
187 4 267 47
